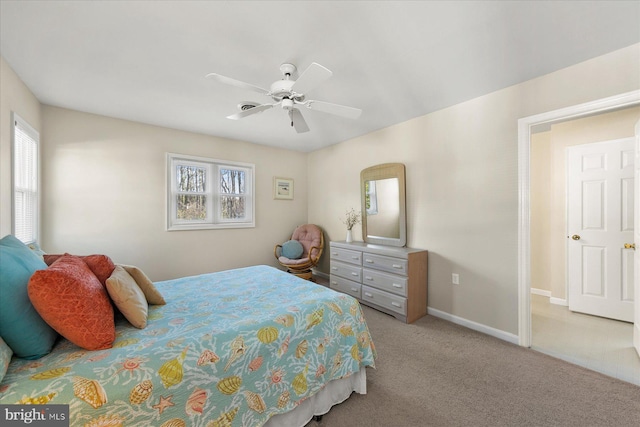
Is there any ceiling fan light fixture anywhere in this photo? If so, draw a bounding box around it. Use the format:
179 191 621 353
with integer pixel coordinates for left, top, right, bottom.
281 98 294 110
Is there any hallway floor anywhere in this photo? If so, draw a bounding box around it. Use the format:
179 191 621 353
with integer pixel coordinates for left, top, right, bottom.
531 293 640 386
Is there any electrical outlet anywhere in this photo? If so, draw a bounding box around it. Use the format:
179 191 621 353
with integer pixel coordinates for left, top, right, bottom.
452 273 460 285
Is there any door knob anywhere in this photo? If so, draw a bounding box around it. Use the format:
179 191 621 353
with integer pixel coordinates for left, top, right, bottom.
624 243 636 250
571 235 581 241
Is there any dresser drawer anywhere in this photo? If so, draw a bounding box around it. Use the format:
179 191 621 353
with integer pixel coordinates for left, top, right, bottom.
362 268 408 296
330 261 362 282
361 285 406 315
329 247 362 266
362 253 408 275
330 275 361 298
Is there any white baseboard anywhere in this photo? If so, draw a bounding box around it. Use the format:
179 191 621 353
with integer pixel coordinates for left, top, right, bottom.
531 288 551 297
634 324 640 357
427 307 519 345
549 297 568 306
531 288 567 306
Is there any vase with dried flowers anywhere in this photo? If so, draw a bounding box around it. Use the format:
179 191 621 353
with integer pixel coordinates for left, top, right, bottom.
341 208 361 243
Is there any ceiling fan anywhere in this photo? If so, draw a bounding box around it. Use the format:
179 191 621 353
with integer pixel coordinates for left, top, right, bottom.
205 62 362 133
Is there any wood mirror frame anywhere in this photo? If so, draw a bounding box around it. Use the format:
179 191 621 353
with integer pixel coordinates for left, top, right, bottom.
360 163 407 247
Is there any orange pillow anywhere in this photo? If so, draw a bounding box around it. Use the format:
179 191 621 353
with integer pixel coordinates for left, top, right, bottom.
28 254 115 350
43 254 115 286
81 254 116 286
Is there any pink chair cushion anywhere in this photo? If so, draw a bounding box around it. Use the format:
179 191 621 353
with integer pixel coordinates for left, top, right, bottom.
291 224 322 258
278 256 311 265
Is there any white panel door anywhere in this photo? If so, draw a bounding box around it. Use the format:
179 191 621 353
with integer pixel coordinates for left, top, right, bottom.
634 120 640 357
567 138 635 322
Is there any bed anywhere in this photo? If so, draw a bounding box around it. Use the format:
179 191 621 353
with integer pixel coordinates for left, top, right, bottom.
0 264 376 426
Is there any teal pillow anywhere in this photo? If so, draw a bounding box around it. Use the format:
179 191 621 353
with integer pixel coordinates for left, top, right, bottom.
282 240 304 259
27 242 46 259
0 235 58 359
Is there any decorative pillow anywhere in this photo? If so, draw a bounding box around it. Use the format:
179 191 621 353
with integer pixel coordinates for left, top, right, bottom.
43 253 60 265
120 265 166 305
81 254 116 286
106 266 148 328
43 253 115 286
0 337 13 384
0 235 58 359
281 240 304 259
28 254 115 351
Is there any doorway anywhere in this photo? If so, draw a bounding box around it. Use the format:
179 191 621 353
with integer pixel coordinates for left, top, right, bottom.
529 115 640 383
518 90 640 349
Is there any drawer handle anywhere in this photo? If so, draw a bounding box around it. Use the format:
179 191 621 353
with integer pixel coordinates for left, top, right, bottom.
365 276 373 281
331 281 337 285
365 259 374 263
351 288 358 292
392 264 403 269
364 292 373 298
331 267 337 271
392 283 402 288
352 256 359 259
332 252 338 256
351 272 358 276
391 302 401 307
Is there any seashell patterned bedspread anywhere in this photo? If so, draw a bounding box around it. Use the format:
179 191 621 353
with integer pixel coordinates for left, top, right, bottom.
0 265 376 426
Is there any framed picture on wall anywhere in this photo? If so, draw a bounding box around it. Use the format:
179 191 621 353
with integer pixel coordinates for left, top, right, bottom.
273 177 294 200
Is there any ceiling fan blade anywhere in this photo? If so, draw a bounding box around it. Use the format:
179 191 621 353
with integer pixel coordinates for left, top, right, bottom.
304 100 362 119
206 73 270 95
291 62 332 95
226 103 277 120
289 108 310 133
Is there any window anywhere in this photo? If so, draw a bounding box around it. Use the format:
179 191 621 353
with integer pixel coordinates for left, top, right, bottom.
12 113 39 244
365 180 378 215
167 153 254 230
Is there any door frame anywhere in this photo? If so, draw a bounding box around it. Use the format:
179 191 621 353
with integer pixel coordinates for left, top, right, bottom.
518 89 640 347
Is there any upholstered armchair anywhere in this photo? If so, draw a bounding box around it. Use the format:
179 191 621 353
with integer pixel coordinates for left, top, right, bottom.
274 224 324 280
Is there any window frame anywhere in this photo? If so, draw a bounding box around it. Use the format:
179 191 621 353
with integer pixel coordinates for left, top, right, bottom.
167 153 255 231
12 112 40 244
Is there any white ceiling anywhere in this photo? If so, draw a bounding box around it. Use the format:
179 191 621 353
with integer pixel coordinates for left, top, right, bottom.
1 1 639 152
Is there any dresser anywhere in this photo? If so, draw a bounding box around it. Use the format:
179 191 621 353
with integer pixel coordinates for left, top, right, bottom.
329 241 428 323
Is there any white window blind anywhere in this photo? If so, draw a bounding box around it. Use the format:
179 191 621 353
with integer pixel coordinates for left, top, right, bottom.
13 113 39 244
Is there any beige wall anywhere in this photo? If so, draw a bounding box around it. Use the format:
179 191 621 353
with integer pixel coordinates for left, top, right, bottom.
0 57 41 237
531 107 640 301
40 106 308 281
308 44 640 335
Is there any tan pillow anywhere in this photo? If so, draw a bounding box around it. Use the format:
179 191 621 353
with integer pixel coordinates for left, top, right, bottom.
106 266 148 329
120 264 166 305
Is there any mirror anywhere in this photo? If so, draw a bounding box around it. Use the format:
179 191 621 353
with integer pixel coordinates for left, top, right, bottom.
361 163 406 247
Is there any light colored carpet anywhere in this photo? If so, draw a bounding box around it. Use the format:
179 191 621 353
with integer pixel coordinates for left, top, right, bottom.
307 306 640 426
